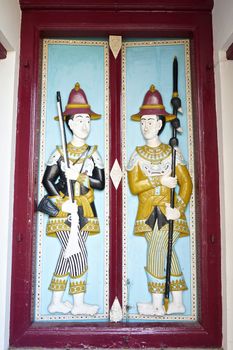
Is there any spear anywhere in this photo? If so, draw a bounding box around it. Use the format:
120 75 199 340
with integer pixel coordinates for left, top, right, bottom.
164 57 182 312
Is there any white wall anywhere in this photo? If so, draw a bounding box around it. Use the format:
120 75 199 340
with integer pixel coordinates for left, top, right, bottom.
213 0 233 65
0 1 21 350
213 1 233 350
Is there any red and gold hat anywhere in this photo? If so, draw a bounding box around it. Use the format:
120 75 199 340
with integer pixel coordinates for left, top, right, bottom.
55 82 101 120
131 84 175 122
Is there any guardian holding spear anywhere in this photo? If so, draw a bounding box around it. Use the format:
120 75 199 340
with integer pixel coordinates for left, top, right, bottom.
127 71 192 315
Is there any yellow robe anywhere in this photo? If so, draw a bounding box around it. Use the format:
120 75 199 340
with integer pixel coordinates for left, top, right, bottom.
127 144 193 237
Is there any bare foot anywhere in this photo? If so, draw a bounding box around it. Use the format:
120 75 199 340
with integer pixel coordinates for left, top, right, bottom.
48 301 72 314
71 303 99 315
166 302 185 314
137 302 165 316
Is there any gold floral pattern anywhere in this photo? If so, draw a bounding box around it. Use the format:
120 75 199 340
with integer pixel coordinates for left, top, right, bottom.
49 278 67 292
69 281 86 294
136 144 172 164
134 218 189 237
148 279 187 294
57 143 97 163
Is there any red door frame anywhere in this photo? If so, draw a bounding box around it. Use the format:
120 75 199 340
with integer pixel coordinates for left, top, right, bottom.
0 42 7 59
11 1 222 348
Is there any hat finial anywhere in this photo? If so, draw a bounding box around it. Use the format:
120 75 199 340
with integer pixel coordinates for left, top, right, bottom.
75 82 80 91
150 84 156 93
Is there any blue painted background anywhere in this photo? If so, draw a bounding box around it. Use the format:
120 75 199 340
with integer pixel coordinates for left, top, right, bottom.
125 42 193 319
35 39 194 322
35 42 107 321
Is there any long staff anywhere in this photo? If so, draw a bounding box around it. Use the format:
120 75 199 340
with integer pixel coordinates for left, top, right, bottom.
164 57 182 311
56 91 74 202
56 91 81 258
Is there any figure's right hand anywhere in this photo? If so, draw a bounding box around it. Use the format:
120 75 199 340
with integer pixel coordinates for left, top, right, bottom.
62 200 80 232
65 165 79 181
165 203 180 220
62 199 78 214
161 174 177 188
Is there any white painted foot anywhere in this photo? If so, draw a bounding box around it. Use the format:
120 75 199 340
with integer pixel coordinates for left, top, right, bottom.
71 303 99 315
166 291 186 314
48 301 72 314
166 302 185 314
137 302 165 316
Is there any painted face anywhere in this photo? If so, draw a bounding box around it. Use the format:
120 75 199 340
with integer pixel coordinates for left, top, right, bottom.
140 115 162 140
68 113 91 140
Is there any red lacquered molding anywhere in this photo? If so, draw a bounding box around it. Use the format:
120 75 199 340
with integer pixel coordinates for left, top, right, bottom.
226 42 233 60
0 41 7 59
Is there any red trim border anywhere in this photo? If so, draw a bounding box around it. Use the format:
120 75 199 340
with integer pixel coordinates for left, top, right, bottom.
0 41 7 59
10 7 222 349
19 0 214 11
226 42 233 60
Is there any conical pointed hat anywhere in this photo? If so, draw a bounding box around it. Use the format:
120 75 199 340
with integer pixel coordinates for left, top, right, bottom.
131 85 175 122
55 83 101 120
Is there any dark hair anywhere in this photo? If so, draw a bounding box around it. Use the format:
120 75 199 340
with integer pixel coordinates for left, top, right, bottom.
158 115 166 135
65 115 74 134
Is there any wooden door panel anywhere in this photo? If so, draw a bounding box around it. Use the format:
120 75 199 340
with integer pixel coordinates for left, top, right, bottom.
35 39 110 322
10 5 221 347
122 39 197 322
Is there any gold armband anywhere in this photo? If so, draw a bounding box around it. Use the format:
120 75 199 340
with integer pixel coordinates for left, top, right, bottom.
175 195 186 213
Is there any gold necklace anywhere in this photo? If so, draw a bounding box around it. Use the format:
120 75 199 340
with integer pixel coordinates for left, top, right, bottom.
136 144 171 164
67 143 88 157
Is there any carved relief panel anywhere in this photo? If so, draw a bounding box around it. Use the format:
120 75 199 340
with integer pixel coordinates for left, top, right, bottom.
34 38 196 323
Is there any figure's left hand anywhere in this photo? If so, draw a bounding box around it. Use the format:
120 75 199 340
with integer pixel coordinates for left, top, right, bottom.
65 165 79 181
77 173 90 188
165 203 180 220
62 199 78 213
